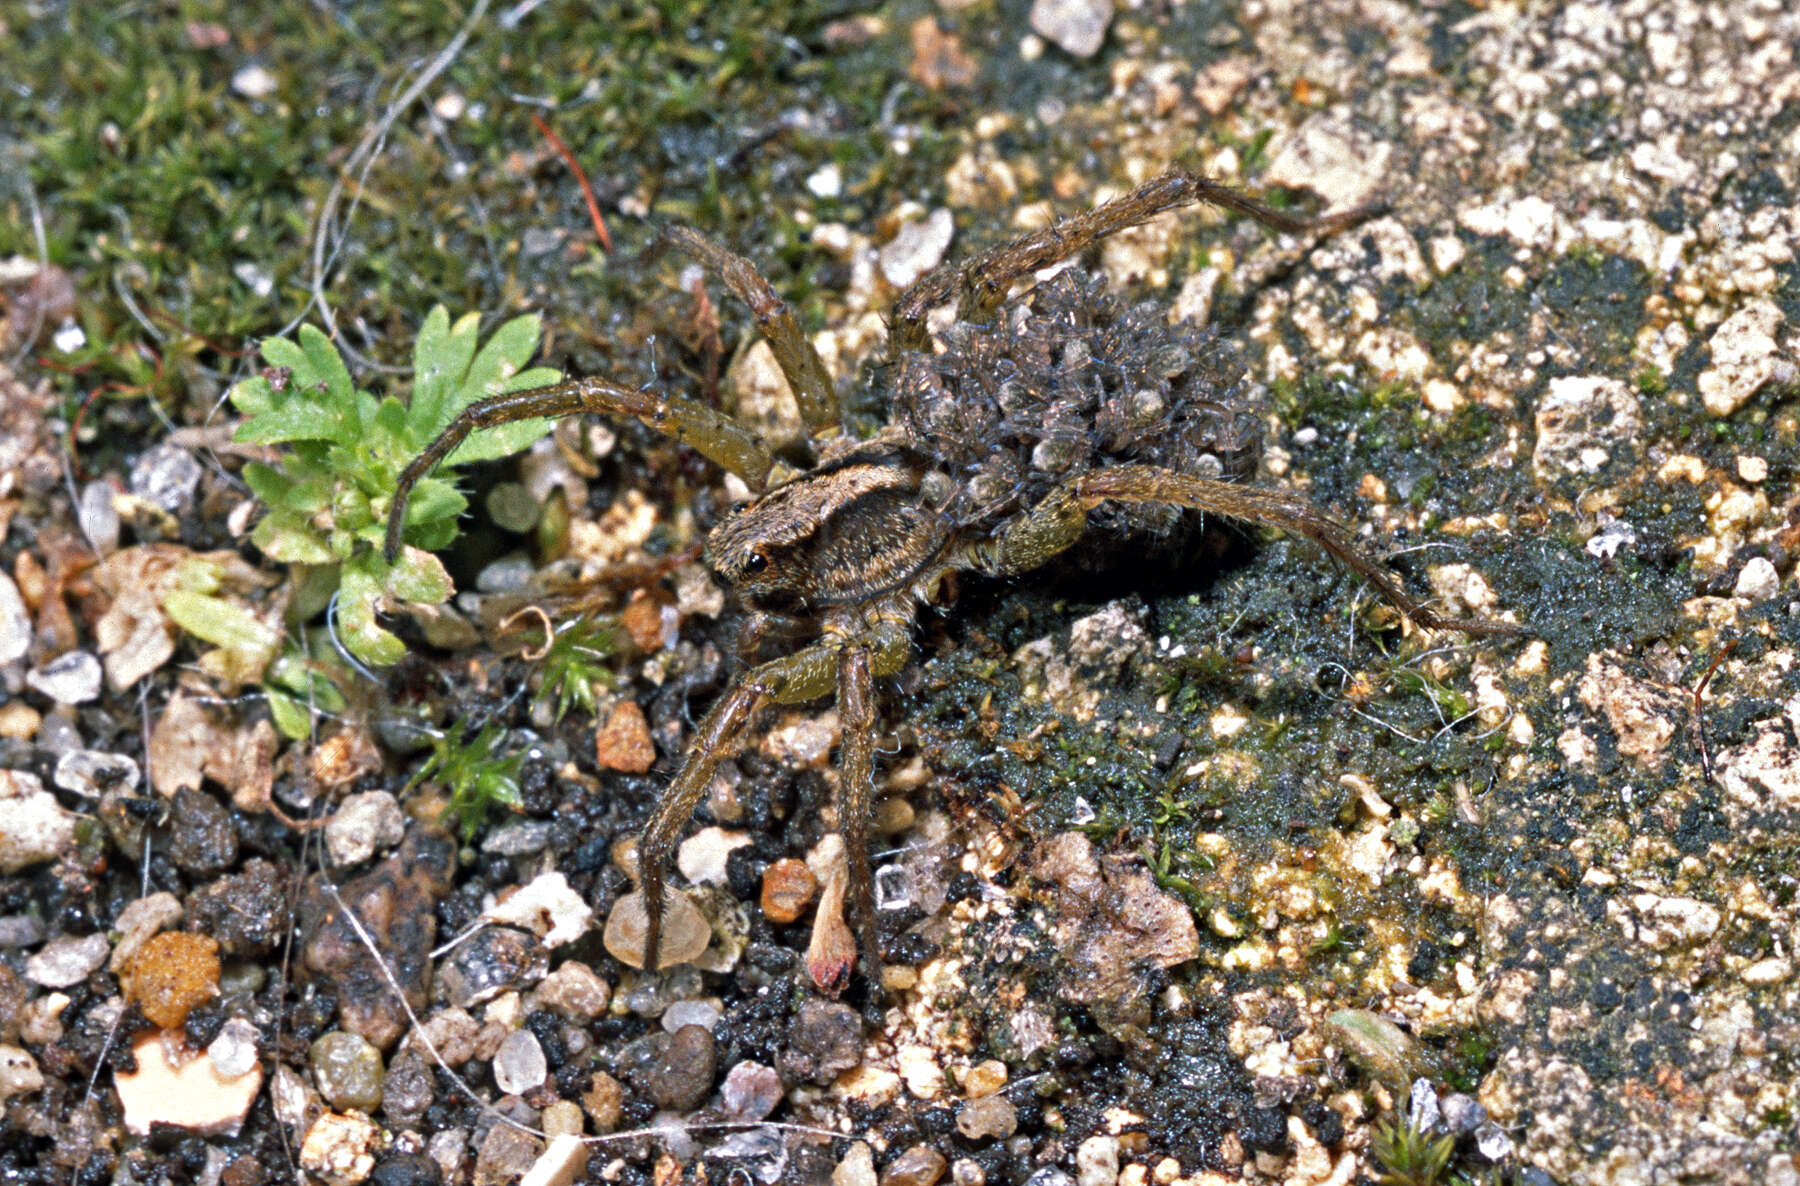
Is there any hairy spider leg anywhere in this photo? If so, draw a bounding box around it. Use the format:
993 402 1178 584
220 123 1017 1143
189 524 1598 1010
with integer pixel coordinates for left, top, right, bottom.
638 617 910 979
660 224 841 444
384 375 774 564
833 644 885 995
972 464 1519 638
889 168 1384 358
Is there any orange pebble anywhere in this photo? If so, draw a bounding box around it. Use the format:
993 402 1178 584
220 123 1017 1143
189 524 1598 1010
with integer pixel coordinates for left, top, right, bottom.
125 931 221 1030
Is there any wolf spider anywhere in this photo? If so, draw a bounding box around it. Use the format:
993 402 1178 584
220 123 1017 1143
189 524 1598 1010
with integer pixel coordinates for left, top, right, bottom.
385 169 1514 992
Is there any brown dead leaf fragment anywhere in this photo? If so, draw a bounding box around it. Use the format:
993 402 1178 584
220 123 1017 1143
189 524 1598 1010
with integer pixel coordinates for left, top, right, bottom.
309 725 382 789
149 690 278 813
1031 831 1199 1009
93 544 280 691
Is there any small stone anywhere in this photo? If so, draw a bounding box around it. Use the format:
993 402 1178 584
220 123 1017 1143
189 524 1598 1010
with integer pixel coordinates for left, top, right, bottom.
1439 1092 1487 1135
662 998 722 1033
1029 0 1113 57
1473 1120 1513 1162
963 1059 1007 1099
367 1152 441 1186
0 573 29 665
208 1018 261 1079
78 480 120 554
412 1008 481 1066
482 820 554 857
231 63 278 98
116 1029 262 1136
781 998 864 1086
879 209 955 288
719 1060 783 1122
484 871 594 947
541 1099 584 1138
761 858 819 924
473 1125 543 1186
493 1029 547 1095
53 749 141 797
620 590 670 650
125 930 221 1029
581 1070 626 1132
881 1144 948 1186
0 1044 44 1101
834 1143 877 1186
439 927 548 1009
0 770 76 874
519 1133 589 1186
311 1031 387 1113
678 826 752 887
956 1094 1018 1140
379 1050 434 1126
1075 1136 1119 1186
186 859 288 957
0 703 39 740
26 650 103 704
25 932 110 988
534 961 610 1020
595 700 656 773
951 1160 985 1186
474 552 534 594
130 442 203 514
301 1112 382 1186
1734 556 1780 601
324 791 406 867
619 1023 717 1111
603 889 710 970
167 787 239 876
0 915 44 949
107 892 182 971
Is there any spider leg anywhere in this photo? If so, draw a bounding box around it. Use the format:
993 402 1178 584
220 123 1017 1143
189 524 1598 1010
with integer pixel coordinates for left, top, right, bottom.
889 167 1381 358
972 464 1518 637
661 224 841 446
384 376 773 564
832 644 884 995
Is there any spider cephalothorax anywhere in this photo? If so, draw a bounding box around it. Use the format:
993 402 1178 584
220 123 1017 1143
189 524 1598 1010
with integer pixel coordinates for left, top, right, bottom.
385 170 1516 994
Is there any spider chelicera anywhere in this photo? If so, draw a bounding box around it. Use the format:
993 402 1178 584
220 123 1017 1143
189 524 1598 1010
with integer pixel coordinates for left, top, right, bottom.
384 168 1515 993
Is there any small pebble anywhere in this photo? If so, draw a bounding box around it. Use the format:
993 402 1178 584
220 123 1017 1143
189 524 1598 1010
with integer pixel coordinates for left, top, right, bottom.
1028 0 1114 58
474 1125 544 1186
0 771 76 874
879 209 954 288
208 1018 261 1079
956 1095 1017 1140
0 703 39 740
761 858 818 924
662 998 722 1033
534 960 610 1020
231 64 279 98
26 651 103 704
834 1143 877 1186
484 871 594 947
1075 1136 1119 1186
951 1160 985 1186
620 1024 716 1111
603 889 710 970
781 998 863 1086
677 826 751 887
108 891 184 973
0 1045 44 1101
77 481 120 554
493 1029 547 1095
1474 1120 1513 1162
963 1059 1007 1099
0 574 29 665
53 749 140 797
719 1060 783 1122
166 787 239 876
439 927 548 1009
324 791 406 867
540 1099 585 1138
581 1070 626 1132
1440 1092 1486 1135
310 1031 387 1113
475 552 535 594
520 1133 588 1186
300 1112 382 1186
380 1050 434 1126
25 932 110 988
129 442 203 515
1735 556 1780 600
116 1030 262 1137
595 700 656 773
881 1144 947 1186
483 820 555 856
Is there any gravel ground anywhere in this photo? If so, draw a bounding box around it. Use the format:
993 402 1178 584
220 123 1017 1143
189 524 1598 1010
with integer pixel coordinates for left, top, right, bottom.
1 2 1797 1185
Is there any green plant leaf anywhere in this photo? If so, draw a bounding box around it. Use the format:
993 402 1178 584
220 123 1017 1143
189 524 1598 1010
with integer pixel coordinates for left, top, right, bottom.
163 587 282 683
252 512 334 565
297 325 357 418
228 375 274 417
336 556 405 667
385 546 453 605
407 306 481 443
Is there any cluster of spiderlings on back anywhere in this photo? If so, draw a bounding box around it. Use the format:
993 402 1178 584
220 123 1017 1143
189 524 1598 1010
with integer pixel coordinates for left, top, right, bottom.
892 269 1263 547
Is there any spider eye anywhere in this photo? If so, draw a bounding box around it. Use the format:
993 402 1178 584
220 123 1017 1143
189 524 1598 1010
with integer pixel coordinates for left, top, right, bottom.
743 550 767 575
